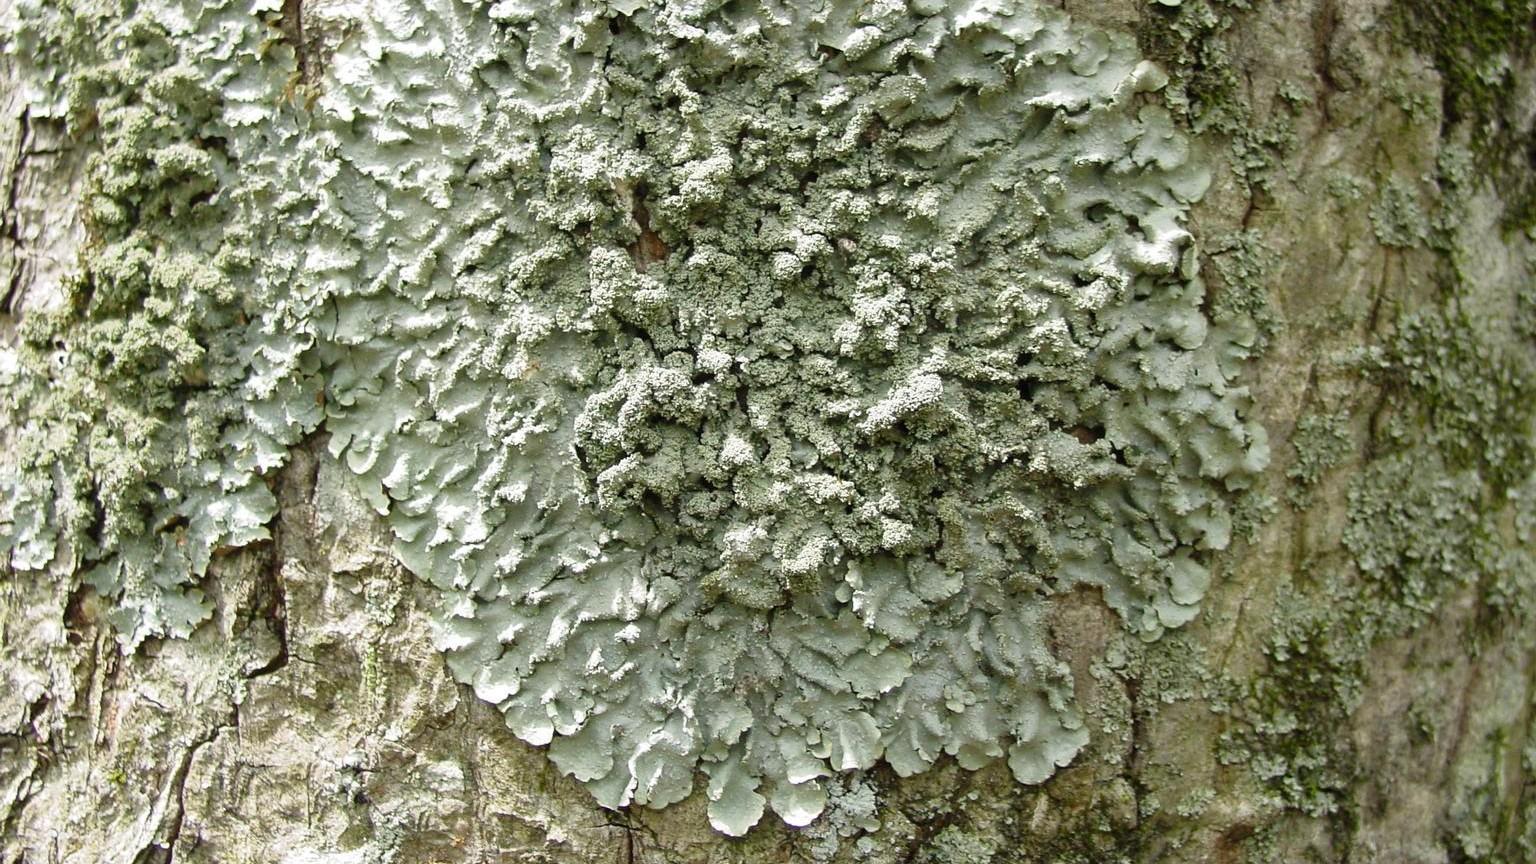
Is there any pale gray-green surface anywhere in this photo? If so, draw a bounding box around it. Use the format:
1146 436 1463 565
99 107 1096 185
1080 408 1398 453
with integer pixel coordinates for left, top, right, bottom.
1 0 1534 862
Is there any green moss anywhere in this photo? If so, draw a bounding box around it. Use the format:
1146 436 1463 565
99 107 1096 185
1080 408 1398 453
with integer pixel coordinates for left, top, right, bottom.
1392 0 1534 130
1140 0 1297 192
1391 0 1536 231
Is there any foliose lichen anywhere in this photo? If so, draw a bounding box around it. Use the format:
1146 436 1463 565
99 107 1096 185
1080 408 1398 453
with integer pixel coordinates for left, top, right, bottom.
1 0 1266 834
0 0 318 645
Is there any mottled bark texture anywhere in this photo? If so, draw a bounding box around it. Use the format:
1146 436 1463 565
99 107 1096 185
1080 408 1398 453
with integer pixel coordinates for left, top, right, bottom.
3 0 1535 862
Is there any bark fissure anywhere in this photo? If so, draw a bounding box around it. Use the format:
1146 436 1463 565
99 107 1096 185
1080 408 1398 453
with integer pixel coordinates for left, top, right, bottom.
277 0 310 84
146 721 232 864
1123 674 1148 817
245 548 290 681
2 106 30 312
1312 0 1342 123
886 763 984 864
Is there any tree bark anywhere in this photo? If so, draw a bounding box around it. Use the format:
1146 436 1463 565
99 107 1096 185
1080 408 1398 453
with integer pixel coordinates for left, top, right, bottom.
2 1 1534 862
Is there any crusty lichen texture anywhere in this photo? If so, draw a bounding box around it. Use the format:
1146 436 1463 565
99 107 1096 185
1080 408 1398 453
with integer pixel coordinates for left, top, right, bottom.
0 0 315 644
1 0 1267 835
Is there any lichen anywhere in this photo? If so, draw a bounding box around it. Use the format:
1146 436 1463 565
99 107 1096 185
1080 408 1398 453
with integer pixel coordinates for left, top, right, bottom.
799 774 884 862
1390 0 1536 231
1 0 1267 834
916 824 999 864
0 0 317 645
1406 315 1530 480
1218 309 1535 822
1369 176 1432 248
1285 410 1351 507
1216 599 1365 817
1140 0 1297 193
1448 723 1536 864
1217 212 1536 831
1205 228 1278 344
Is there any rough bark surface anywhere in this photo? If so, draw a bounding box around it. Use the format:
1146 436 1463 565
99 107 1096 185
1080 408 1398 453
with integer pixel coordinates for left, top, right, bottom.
3 1 1534 863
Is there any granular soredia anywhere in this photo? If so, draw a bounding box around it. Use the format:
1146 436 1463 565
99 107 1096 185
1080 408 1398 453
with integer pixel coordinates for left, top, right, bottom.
0 0 1268 835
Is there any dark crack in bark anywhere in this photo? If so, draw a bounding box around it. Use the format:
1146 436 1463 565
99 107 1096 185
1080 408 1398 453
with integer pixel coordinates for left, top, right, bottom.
277 0 311 83
895 769 976 864
627 185 669 272
2 106 30 313
132 721 233 864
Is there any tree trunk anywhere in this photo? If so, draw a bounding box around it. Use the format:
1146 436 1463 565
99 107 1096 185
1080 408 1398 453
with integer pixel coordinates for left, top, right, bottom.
2 1 1533 862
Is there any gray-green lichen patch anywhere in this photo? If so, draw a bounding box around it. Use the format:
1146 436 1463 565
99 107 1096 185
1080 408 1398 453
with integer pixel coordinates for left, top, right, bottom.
1 0 1267 834
1369 176 1432 248
1212 285 1536 825
1285 410 1350 507
1140 0 1301 194
0 0 319 645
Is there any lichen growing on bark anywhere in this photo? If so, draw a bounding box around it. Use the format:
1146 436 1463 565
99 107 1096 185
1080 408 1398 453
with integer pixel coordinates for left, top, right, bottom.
1 0 1267 834
1390 0 1536 230
0 0 317 645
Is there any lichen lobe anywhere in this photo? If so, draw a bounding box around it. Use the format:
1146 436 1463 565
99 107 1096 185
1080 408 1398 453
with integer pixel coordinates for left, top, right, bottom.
0 0 1266 835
